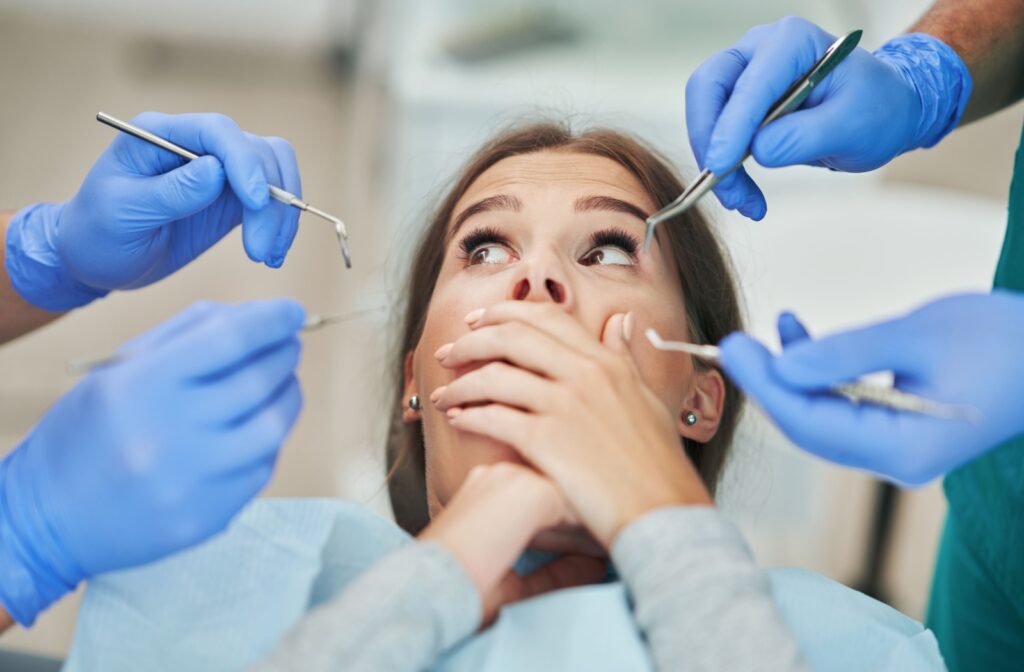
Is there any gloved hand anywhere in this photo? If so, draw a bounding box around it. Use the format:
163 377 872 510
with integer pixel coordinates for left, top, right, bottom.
718 292 1024 486
5 112 303 311
685 16 973 220
0 299 305 626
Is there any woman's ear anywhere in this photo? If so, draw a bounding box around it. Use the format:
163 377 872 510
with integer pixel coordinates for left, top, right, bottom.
677 367 726 443
402 351 420 423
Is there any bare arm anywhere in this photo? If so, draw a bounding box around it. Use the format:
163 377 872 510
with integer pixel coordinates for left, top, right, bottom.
0 606 12 632
0 211 64 345
912 0 1024 123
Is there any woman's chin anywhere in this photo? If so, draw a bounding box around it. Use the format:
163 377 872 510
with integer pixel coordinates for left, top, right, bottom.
530 525 606 557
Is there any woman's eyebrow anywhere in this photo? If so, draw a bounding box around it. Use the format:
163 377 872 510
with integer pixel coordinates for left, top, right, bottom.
574 195 650 223
451 194 522 236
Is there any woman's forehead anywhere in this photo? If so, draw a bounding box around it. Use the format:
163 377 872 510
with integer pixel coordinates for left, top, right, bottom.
453 151 656 214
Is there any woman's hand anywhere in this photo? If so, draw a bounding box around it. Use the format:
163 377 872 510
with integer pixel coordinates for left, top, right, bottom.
418 462 605 625
431 301 712 549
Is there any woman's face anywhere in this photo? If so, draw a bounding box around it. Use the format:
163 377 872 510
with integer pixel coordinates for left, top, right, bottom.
405 150 723 519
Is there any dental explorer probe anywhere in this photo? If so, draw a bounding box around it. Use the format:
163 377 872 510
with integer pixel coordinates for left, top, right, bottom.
645 328 979 421
642 29 863 252
96 112 352 268
66 306 384 375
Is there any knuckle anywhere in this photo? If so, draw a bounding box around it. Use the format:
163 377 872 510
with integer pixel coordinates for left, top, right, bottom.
576 357 605 387
208 112 239 132
777 15 808 32
265 136 297 162
479 361 506 382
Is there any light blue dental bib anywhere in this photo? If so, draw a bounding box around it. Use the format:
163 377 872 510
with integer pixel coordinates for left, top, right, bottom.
64 499 944 671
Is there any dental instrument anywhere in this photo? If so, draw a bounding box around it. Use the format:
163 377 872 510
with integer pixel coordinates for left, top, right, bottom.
96 112 352 268
642 29 863 252
66 306 384 375
645 328 978 421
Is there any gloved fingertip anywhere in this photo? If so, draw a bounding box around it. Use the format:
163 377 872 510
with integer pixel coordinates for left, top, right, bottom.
777 311 811 349
282 299 306 327
777 310 804 332
739 194 767 221
753 197 767 220
717 331 763 370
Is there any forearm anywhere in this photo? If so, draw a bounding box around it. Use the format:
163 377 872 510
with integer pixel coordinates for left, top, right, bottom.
0 605 12 632
252 541 480 672
0 211 64 345
612 506 806 672
912 0 1024 123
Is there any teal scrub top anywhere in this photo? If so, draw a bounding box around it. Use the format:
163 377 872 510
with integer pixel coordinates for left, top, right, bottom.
927 121 1024 670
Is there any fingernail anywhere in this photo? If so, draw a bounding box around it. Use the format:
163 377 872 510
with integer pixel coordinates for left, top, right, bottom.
464 308 485 325
447 407 463 419
434 343 453 360
429 386 446 404
623 312 635 342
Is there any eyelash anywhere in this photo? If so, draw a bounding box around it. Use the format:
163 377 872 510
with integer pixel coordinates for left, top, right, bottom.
587 227 639 260
458 226 509 262
456 226 640 266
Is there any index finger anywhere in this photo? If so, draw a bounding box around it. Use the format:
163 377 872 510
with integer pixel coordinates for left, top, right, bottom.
704 19 835 173
157 299 306 379
718 332 945 482
467 301 608 360
130 111 270 211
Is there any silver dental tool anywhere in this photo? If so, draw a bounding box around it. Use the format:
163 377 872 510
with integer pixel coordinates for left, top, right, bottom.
66 306 385 375
96 112 352 268
642 29 863 253
645 328 978 421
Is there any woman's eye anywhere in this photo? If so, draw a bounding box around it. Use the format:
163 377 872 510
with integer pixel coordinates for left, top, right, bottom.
468 244 513 266
581 245 634 267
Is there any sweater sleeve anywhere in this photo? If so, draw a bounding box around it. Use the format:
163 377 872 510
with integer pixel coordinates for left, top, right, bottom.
251 540 481 672
611 506 807 672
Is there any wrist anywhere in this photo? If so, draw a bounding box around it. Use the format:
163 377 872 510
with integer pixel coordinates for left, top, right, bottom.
5 202 108 311
874 32 973 153
604 477 713 549
0 446 80 626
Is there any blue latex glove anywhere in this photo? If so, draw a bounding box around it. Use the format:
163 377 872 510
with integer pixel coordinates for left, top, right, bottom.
0 299 305 626
685 17 973 220
5 112 303 311
719 292 1024 486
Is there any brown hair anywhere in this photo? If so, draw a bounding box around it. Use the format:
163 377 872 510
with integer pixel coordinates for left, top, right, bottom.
386 121 744 534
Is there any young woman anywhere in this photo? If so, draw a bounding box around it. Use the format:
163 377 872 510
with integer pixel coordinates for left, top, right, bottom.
254 122 804 671
67 122 942 672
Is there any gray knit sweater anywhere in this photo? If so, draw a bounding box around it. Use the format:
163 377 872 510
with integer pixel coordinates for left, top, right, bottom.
252 506 806 671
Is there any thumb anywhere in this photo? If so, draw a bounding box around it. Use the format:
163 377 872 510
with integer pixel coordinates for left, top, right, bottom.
777 311 811 349
773 317 915 390
750 104 846 168
140 155 226 224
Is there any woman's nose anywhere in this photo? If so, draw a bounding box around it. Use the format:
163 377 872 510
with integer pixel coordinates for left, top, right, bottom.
510 277 567 303
507 255 573 307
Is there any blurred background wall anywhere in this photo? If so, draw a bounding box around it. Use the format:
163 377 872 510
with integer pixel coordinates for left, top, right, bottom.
0 0 1020 660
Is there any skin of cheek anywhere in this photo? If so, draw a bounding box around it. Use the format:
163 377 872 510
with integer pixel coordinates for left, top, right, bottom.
414 271 527 520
